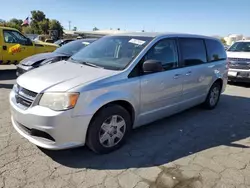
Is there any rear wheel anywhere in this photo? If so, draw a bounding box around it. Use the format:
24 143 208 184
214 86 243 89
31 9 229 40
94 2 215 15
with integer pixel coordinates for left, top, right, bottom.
86 105 132 154
203 82 222 110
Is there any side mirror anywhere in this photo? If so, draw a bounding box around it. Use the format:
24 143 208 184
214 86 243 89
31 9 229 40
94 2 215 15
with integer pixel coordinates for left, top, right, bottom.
143 60 164 73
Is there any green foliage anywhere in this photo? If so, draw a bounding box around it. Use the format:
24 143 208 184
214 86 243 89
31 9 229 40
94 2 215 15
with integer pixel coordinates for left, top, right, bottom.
2 10 64 38
49 19 63 37
220 38 226 44
39 19 50 34
22 26 34 34
31 10 46 22
73 27 77 31
93 27 99 31
3 18 23 31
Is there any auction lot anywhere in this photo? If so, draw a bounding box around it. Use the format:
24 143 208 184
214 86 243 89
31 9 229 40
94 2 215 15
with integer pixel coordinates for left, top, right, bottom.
0 67 250 188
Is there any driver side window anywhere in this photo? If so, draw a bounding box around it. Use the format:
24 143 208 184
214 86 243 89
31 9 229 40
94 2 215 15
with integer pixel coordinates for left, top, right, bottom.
145 38 178 70
3 30 30 45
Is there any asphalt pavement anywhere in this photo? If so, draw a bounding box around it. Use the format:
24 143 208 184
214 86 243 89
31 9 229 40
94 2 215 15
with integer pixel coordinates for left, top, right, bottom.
0 67 250 188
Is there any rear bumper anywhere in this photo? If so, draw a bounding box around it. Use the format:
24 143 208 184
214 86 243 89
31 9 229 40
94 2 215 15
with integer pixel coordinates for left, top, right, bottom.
10 90 93 150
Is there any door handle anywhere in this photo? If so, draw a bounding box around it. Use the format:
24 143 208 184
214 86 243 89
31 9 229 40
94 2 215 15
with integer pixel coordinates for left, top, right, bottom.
2 45 7 50
185 71 192 76
173 74 181 79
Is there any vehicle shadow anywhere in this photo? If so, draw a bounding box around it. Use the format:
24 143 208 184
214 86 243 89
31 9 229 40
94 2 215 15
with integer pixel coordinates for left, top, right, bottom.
228 81 250 88
0 84 14 89
41 94 250 170
0 69 17 81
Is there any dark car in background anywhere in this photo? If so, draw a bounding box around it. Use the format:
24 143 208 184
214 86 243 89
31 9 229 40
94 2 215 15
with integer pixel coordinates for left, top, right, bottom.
54 39 75 46
16 38 97 76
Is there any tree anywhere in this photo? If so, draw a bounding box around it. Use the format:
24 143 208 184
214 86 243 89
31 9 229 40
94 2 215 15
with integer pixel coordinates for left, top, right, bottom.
39 19 49 34
221 38 226 45
31 10 46 22
22 26 34 34
142 30 145 32
49 19 63 38
73 26 77 31
93 27 99 31
1 10 64 38
5 18 23 31
117 28 120 30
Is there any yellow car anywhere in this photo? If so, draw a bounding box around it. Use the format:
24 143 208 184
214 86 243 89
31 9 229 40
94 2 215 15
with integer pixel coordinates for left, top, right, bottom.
0 26 59 65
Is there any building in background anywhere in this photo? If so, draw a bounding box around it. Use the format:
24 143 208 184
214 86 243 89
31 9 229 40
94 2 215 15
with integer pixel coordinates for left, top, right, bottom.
224 34 250 46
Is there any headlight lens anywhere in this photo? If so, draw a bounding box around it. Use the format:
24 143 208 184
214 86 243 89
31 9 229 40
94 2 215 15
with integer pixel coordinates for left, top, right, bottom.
13 84 19 93
39 92 79 111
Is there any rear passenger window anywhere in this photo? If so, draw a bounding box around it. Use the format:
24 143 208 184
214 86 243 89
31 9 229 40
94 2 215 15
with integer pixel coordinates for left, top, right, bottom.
179 38 207 66
205 39 226 62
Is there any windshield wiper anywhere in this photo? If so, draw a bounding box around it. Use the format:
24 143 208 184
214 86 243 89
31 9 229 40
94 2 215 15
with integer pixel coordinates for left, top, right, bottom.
69 58 104 69
81 61 104 69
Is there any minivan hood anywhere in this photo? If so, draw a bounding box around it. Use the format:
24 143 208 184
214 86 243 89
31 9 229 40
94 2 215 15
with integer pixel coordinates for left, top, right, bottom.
20 52 68 66
17 61 118 93
227 51 250 59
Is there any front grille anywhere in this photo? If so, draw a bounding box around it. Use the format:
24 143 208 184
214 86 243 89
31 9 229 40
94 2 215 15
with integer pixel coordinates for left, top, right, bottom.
18 122 55 142
15 85 37 109
229 63 250 70
19 87 37 98
228 58 250 61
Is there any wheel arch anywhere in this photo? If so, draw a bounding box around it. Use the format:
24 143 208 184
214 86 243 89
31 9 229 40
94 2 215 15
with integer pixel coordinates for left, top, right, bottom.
89 100 135 127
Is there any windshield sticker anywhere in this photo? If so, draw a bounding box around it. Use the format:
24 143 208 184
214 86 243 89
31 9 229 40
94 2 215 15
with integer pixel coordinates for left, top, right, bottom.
82 42 90 45
129 38 146 45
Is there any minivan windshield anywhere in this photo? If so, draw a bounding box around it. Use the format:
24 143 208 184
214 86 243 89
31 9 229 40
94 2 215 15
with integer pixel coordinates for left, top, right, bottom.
69 36 153 70
55 39 95 56
227 42 250 52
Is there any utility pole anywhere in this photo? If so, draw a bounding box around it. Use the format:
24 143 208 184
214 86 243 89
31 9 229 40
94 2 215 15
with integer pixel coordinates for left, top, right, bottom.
68 21 71 30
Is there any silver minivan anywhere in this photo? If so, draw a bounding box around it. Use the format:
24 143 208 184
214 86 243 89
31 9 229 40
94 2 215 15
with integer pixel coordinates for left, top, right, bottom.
10 33 228 154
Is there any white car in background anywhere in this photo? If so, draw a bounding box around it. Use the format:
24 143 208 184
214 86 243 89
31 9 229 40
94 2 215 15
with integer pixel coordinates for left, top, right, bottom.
227 40 250 83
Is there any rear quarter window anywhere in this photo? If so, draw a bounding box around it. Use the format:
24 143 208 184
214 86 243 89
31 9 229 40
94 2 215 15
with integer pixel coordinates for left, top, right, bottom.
205 39 227 62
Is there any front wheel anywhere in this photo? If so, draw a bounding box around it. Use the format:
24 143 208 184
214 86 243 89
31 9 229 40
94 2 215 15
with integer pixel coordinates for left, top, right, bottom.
203 82 222 110
86 105 132 154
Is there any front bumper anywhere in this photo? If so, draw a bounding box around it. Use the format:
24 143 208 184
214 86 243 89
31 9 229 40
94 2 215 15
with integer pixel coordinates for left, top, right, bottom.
228 69 250 83
9 90 93 150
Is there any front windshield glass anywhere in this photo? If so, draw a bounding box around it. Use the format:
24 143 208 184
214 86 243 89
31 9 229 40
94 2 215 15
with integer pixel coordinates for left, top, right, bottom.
228 42 250 52
55 40 94 56
54 40 62 45
69 36 153 70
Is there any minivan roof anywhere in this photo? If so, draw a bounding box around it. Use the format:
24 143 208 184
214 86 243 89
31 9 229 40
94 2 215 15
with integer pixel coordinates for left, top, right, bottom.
111 32 218 40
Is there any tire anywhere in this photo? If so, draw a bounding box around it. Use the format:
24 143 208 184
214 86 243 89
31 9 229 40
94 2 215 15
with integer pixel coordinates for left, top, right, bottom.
203 82 222 110
86 105 132 154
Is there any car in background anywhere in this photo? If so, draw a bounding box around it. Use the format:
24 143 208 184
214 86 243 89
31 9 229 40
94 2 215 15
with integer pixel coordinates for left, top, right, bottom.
0 26 58 65
224 45 229 50
227 40 250 83
16 38 97 76
54 39 75 46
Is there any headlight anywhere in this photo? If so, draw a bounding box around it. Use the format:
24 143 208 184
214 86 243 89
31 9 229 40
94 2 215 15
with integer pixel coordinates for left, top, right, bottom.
13 84 19 93
39 92 79 111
